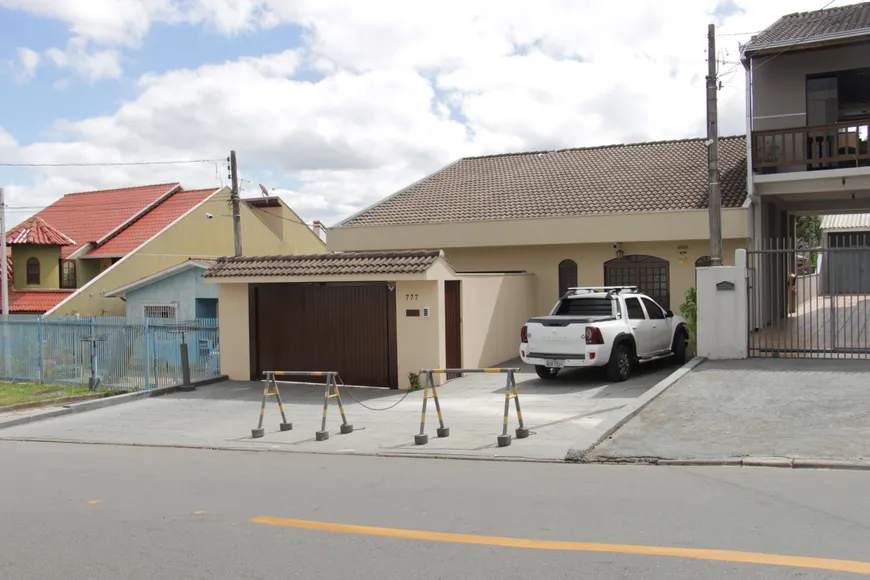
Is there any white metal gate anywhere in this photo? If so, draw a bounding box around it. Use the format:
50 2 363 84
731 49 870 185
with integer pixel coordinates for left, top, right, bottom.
747 236 870 358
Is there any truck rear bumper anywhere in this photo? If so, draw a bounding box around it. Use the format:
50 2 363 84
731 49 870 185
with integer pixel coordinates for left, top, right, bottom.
519 347 606 369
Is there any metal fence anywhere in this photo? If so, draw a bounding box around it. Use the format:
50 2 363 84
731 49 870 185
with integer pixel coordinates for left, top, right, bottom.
0 316 220 390
748 235 870 359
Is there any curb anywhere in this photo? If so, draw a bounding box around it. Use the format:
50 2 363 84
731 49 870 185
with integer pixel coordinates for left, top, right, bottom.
0 436 570 465
0 376 228 431
585 455 870 471
0 391 127 414
565 356 705 462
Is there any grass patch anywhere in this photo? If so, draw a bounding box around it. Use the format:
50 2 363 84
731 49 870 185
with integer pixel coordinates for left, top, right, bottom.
0 383 120 408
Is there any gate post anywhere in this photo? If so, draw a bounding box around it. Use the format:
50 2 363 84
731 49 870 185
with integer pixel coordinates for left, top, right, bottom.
697 249 748 360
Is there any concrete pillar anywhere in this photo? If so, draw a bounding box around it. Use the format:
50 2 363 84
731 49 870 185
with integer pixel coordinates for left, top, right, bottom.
697 249 748 360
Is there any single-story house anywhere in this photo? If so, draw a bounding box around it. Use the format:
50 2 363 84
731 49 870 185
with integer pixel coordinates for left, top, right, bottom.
104 259 218 321
205 251 533 388
329 136 751 316
208 136 752 389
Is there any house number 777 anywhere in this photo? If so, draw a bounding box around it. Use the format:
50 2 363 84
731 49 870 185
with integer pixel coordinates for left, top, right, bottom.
405 294 419 301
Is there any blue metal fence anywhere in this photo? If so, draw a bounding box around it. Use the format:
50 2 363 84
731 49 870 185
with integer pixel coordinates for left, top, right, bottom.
0 316 220 390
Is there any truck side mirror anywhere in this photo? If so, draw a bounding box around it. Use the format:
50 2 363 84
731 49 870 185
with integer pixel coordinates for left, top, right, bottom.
665 310 674 318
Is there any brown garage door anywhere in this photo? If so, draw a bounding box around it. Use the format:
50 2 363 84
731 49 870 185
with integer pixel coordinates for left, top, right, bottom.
250 282 398 388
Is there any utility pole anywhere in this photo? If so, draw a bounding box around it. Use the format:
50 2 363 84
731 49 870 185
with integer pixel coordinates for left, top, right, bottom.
229 150 243 257
1 187 8 317
706 23 723 266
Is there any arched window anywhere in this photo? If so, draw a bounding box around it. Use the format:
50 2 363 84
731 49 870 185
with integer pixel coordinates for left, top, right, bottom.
604 254 670 308
26 257 40 286
695 256 712 268
558 259 578 297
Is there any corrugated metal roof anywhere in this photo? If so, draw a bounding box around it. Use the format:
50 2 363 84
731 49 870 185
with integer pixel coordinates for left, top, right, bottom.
820 214 870 230
204 250 443 279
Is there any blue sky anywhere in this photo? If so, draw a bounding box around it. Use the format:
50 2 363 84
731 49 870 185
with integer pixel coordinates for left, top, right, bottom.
1 9 306 143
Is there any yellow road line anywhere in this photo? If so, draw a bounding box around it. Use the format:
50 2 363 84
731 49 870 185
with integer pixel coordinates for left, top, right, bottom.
250 516 870 575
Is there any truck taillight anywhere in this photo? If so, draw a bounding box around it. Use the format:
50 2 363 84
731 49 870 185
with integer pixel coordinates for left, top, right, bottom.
520 325 528 343
585 327 604 345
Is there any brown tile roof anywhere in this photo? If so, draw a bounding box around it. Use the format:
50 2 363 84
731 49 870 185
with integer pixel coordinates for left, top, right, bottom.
6 216 76 246
340 136 748 228
744 2 870 55
204 250 443 278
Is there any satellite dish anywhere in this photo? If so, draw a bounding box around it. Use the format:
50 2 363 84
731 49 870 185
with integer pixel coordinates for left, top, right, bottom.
259 184 270 197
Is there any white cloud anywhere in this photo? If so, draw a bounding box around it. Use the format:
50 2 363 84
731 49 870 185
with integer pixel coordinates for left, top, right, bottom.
12 47 40 83
45 38 123 81
0 0 846 227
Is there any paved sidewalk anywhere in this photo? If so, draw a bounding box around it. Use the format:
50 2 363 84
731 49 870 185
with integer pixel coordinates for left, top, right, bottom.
0 359 681 461
589 358 870 464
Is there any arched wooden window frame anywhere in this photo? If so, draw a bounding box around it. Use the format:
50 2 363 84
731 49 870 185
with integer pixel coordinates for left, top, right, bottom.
26 257 40 286
604 254 671 308
558 259 578 297
61 260 77 289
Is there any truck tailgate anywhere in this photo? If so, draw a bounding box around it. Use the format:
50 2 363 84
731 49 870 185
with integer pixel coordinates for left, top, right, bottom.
526 315 610 357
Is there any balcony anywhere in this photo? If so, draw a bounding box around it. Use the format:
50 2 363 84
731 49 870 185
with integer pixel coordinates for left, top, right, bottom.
752 119 870 174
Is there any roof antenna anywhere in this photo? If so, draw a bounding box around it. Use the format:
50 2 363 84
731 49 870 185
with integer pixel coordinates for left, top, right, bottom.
259 184 271 197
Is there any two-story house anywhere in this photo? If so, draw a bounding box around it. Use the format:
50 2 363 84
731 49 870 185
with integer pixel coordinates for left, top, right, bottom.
2 183 326 316
741 1 870 353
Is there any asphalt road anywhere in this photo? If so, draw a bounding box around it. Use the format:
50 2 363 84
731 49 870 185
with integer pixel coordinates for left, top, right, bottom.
1 442 869 579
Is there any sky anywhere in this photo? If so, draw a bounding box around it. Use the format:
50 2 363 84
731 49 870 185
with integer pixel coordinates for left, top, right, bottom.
0 0 844 228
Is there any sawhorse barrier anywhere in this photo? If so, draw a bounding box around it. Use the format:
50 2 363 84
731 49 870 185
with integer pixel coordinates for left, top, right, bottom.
253 371 294 438
256 371 354 441
416 368 529 447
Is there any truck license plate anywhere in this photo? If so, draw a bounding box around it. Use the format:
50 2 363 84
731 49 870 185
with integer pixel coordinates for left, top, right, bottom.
546 359 565 369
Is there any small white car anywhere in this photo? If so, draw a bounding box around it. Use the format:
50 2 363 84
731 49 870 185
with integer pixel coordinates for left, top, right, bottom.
519 286 689 382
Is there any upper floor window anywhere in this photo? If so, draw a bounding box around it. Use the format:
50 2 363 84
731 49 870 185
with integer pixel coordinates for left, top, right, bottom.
26 258 40 285
61 260 76 289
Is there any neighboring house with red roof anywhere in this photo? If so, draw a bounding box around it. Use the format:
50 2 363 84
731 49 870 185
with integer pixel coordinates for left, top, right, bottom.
3 184 325 316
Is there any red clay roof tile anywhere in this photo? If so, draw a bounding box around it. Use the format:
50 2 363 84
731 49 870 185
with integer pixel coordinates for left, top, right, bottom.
33 183 180 258
6 216 76 246
0 289 74 314
86 188 217 257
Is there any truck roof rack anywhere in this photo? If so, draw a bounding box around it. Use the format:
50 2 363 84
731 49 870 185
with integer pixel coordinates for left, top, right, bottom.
566 286 638 296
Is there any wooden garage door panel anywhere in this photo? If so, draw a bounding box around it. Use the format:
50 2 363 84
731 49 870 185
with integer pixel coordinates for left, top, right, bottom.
253 283 396 388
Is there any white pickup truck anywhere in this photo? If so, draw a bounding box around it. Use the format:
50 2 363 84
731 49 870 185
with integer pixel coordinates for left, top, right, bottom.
519 286 688 382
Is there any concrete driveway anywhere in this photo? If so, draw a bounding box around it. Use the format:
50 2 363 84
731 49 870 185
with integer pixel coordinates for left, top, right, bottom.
0 358 682 461
589 358 870 465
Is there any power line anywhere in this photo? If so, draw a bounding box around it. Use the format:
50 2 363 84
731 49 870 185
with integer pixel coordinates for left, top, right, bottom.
0 158 223 168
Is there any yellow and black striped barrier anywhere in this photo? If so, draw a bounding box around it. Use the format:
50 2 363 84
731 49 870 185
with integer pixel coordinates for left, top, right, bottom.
261 371 354 441
416 368 529 447
252 371 294 438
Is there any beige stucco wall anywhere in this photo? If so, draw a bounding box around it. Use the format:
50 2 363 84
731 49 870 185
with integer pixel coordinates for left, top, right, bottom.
11 245 61 290
49 189 326 316
395 280 444 387
217 283 250 380
445 239 747 316
459 274 535 369
329 208 749 252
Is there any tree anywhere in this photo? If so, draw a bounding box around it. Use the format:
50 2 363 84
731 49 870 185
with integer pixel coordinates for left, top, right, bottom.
796 215 821 249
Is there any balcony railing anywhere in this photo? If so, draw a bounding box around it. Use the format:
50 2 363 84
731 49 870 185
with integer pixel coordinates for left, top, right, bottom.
752 119 870 173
